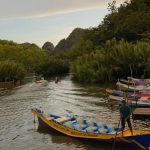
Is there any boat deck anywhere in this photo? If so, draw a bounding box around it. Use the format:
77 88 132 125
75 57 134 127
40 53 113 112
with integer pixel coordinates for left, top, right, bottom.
133 108 150 116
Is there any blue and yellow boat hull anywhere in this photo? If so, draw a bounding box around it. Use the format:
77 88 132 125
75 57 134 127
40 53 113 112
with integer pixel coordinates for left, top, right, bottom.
31 108 150 149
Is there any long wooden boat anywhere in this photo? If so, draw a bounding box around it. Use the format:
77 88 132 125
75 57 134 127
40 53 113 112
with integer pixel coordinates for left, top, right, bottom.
127 77 150 82
106 88 150 98
116 82 150 92
31 108 150 149
23 74 43 83
109 95 150 107
119 78 150 85
106 88 134 97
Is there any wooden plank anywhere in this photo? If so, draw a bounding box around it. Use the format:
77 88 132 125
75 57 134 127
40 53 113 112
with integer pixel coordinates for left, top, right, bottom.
133 108 150 115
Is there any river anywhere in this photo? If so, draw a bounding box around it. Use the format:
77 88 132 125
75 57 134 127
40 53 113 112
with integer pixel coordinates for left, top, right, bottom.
0 74 150 150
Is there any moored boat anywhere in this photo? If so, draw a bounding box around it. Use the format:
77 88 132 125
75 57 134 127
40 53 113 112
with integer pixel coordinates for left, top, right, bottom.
109 95 150 107
127 77 150 82
106 88 150 98
116 82 150 92
106 88 134 97
119 78 150 85
31 108 150 149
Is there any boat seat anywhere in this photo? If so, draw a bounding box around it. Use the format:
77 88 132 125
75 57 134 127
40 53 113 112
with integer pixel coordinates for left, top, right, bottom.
44 112 52 121
85 119 95 126
56 116 67 121
97 122 107 134
76 117 85 124
86 126 98 133
55 116 76 124
105 124 117 134
96 122 106 129
72 117 87 126
73 124 86 132
98 128 106 134
63 121 75 129
85 119 100 128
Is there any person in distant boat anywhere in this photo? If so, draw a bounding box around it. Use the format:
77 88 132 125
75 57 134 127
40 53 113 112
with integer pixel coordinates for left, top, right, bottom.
55 76 61 84
120 100 133 136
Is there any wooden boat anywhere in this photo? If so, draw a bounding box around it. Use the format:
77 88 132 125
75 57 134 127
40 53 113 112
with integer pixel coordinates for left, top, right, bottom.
135 93 150 97
31 108 150 149
119 78 150 86
106 88 134 97
106 88 150 98
109 95 150 107
119 78 136 85
35 77 45 83
127 77 150 82
23 74 43 83
116 82 150 92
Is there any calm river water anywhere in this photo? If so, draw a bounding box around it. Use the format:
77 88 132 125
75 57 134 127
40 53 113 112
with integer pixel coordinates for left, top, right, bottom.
0 74 150 150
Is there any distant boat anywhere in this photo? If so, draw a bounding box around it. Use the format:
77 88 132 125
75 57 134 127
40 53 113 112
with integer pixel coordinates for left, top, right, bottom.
35 77 45 83
23 74 43 83
31 108 150 149
106 88 134 97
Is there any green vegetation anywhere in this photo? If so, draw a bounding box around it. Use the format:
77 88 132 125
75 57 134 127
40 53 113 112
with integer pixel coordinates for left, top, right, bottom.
69 0 150 82
0 40 48 82
45 51 70 75
42 42 54 51
70 39 150 83
0 60 26 83
1 0 150 83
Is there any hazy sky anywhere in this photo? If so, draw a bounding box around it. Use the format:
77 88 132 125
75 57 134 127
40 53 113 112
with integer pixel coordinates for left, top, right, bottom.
0 0 125 47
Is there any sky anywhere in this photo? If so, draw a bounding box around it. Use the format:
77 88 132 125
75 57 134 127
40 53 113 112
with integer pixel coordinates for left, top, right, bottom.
0 0 125 48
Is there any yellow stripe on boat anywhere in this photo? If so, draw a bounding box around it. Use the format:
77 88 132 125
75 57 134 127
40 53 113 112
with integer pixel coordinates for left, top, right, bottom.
87 120 93 126
108 124 115 132
66 122 72 128
77 117 83 124
106 88 113 94
76 124 81 131
99 128 105 134
56 116 67 122
44 112 52 120
86 127 93 132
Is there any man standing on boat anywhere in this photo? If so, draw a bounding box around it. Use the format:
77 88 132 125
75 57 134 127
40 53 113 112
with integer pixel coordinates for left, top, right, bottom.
120 100 133 136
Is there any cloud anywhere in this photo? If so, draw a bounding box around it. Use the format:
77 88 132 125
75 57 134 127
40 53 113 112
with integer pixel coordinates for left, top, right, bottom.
0 0 125 20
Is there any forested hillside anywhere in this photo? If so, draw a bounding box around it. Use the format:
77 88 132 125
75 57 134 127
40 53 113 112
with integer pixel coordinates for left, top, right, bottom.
0 40 48 82
54 28 84 51
69 0 150 82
